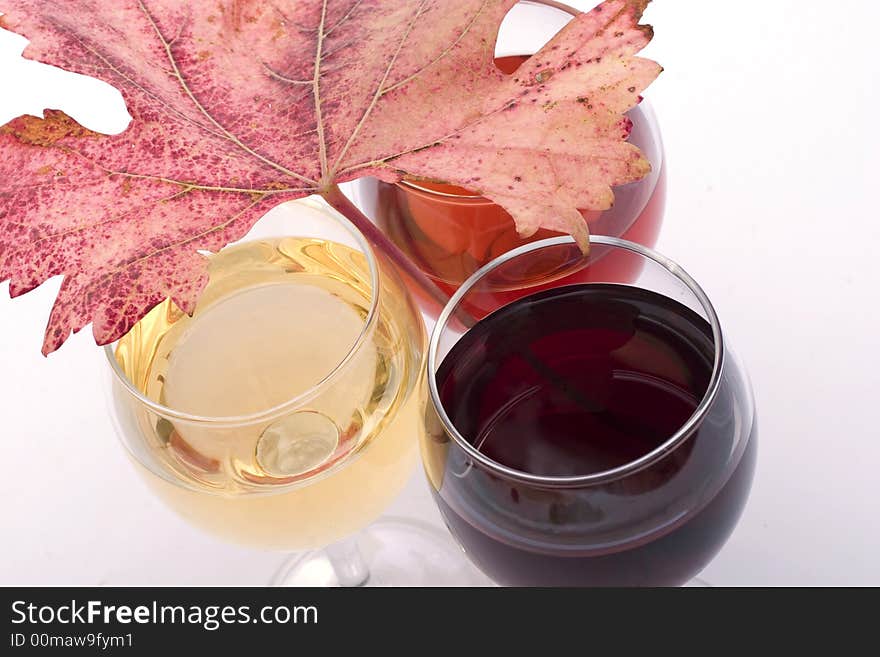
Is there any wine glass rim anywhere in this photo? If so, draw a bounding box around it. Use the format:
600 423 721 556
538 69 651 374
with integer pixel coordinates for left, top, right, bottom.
103 198 382 427
397 178 488 201
518 0 581 18
427 234 726 488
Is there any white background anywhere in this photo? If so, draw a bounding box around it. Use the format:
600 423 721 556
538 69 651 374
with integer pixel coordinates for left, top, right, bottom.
1 1 878 585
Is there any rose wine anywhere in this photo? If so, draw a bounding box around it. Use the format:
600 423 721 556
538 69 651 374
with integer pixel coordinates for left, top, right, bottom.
427 283 756 586
113 237 425 551
361 55 665 304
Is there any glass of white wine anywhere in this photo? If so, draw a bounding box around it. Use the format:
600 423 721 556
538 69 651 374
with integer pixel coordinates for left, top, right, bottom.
106 198 476 586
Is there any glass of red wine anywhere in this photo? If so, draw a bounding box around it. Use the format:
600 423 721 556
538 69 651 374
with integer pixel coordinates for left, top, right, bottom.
352 0 666 313
422 236 757 586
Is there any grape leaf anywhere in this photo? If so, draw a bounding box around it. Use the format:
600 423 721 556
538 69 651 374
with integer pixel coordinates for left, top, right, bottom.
0 0 660 353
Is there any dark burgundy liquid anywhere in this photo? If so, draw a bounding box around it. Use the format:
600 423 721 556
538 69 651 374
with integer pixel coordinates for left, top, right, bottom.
432 284 756 586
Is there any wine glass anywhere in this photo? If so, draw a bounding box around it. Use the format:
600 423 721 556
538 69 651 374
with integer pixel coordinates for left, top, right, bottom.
106 199 479 586
422 235 757 586
352 0 666 310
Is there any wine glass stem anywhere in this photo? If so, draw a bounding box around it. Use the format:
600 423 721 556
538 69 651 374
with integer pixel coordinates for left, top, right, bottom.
325 535 370 587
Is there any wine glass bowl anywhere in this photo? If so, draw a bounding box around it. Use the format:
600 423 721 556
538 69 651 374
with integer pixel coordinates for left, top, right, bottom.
353 0 666 310
106 200 426 553
422 236 757 587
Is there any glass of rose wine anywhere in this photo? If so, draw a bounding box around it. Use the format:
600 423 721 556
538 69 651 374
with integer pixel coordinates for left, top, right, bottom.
422 235 757 586
353 0 666 310
105 199 482 586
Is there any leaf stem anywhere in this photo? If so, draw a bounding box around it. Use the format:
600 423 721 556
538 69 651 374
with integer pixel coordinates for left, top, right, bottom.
321 185 602 425
321 184 451 311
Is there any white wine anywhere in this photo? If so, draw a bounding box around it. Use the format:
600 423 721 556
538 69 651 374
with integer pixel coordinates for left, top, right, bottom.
112 237 426 550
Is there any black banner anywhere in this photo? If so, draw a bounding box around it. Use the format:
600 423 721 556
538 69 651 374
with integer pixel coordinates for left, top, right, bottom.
0 586 865 652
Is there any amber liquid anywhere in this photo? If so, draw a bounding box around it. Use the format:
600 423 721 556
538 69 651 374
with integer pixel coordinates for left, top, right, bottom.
363 55 665 310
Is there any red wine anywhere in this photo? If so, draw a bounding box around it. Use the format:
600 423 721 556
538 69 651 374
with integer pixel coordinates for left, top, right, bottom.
429 284 756 586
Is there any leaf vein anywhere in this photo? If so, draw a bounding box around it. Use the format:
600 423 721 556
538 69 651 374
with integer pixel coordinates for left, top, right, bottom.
135 0 318 187
330 0 430 174
381 0 490 96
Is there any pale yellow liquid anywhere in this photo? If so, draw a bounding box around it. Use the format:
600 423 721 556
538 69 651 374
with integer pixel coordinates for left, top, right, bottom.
112 237 426 550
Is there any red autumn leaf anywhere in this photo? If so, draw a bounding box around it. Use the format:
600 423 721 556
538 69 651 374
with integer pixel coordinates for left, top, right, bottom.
0 0 660 354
